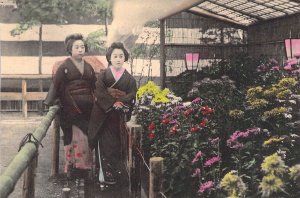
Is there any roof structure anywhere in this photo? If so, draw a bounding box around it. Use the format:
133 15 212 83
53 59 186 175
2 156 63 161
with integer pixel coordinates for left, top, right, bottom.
187 0 300 27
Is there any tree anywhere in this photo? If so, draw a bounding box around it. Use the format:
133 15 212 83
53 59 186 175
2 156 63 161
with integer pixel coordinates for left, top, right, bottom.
11 0 105 74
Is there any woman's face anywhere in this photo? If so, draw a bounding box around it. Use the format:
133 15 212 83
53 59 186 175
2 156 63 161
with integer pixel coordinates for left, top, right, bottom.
111 48 125 69
71 40 85 59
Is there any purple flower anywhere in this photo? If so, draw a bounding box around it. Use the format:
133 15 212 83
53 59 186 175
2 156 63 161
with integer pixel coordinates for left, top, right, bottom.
169 119 177 124
174 105 184 111
191 168 201 177
192 97 202 104
198 181 214 193
204 156 221 167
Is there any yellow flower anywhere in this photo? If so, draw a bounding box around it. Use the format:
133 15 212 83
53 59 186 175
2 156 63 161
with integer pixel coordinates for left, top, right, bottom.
277 78 297 88
263 107 287 119
248 99 268 108
263 136 285 146
161 88 170 96
246 86 263 99
261 153 287 175
259 174 284 197
220 170 246 198
263 87 280 97
229 109 244 119
276 89 292 99
153 93 170 103
289 164 300 181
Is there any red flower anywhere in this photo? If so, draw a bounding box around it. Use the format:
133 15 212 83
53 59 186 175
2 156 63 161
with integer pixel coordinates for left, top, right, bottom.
200 106 214 115
184 109 193 117
67 153 72 158
162 117 170 124
76 153 82 158
191 126 201 133
148 122 155 130
149 132 155 140
200 119 208 127
170 125 177 134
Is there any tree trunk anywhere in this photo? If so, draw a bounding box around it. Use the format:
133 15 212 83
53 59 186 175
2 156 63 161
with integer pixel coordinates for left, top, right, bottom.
38 23 43 114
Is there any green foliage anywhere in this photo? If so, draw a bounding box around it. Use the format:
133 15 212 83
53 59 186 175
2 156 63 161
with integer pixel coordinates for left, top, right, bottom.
86 29 106 53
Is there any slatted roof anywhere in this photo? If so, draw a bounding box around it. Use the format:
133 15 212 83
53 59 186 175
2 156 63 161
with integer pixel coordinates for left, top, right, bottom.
188 0 300 27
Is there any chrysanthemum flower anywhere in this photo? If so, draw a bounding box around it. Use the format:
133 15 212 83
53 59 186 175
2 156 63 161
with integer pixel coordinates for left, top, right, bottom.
289 164 300 181
198 181 214 193
261 153 287 175
220 170 246 198
259 174 284 197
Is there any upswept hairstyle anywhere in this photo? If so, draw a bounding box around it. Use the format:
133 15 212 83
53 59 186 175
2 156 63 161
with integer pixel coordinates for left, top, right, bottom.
106 42 129 65
64 33 88 55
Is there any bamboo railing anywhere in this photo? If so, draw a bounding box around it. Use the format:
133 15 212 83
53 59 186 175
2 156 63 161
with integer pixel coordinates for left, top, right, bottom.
0 105 59 198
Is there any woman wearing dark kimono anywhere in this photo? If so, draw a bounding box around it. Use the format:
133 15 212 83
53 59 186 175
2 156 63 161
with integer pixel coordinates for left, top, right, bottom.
45 34 96 178
88 42 137 185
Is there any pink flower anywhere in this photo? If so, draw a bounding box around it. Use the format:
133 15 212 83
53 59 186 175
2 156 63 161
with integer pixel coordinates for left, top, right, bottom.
198 181 214 193
192 151 204 164
204 156 221 167
211 137 220 145
284 64 293 70
192 97 202 103
191 168 201 177
287 58 298 65
271 66 280 70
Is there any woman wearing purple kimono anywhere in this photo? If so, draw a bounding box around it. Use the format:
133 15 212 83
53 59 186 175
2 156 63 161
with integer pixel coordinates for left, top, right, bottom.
88 42 137 185
45 34 96 178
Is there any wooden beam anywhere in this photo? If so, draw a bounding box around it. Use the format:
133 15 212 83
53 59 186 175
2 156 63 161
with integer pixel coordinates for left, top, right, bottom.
0 74 52 80
0 92 47 101
188 8 248 29
252 0 289 15
161 0 207 20
206 0 265 20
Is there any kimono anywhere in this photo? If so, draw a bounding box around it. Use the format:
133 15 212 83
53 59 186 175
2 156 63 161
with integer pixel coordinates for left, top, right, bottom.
45 57 96 172
88 67 137 181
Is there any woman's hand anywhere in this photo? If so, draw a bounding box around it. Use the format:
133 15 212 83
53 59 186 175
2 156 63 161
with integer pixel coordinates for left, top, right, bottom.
113 101 124 110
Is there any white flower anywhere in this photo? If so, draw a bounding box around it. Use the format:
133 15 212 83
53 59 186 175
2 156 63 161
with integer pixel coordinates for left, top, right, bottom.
139 106 150 110
290 134 300 138
289 100 296 104
284 114 292 119
183 102 191 107
278 99 285 103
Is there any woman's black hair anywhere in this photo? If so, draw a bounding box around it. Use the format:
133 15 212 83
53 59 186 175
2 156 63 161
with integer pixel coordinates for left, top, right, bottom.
106 42 129 65
65 33 88 55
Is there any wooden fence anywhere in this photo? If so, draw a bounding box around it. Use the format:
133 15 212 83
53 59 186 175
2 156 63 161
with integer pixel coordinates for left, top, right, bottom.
0 75 52 118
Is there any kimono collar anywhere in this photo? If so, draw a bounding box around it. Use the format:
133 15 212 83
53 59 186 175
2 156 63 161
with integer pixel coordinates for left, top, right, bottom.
110 66 125 81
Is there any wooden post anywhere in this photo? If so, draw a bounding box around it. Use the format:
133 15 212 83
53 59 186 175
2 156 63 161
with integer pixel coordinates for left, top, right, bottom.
22 153 38 198
62 188 70 198
160 19 166 89
22 79 27 118
51 115 60 176
127 123 142 198
149 157 163 198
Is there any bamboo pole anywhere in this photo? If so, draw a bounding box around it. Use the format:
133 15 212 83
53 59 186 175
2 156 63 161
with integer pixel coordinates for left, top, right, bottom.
22 154 38 198
149 157 164 198
0 105 59 198
22 80 27 118
50 115 60 176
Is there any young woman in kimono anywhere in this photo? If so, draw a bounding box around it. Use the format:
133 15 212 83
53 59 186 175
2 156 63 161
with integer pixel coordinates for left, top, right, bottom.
88 42 137 185
44 34 96 178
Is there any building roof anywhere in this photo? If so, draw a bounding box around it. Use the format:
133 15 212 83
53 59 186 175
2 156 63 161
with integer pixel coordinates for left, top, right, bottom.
186 0 300 27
